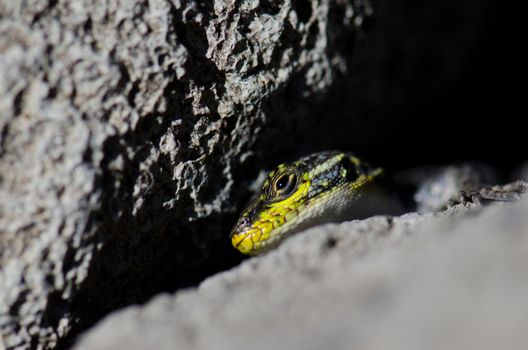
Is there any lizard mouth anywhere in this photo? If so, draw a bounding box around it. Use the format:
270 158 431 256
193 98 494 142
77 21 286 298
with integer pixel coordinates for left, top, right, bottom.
231 227 264 256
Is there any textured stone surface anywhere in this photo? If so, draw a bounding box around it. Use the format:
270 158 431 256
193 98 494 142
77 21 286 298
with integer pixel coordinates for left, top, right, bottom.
75 198 528 350
1 0 524 348
0 0 373 349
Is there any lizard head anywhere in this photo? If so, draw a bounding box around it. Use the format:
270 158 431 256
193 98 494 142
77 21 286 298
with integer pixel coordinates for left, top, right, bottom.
230 151 382 255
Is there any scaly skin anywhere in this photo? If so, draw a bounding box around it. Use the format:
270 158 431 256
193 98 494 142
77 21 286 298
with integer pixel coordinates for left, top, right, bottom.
230 151 383 255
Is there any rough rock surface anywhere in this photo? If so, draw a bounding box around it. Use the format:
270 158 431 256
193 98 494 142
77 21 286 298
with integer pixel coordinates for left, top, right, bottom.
0 0 373 349
75 198 528 350
1 0 524 349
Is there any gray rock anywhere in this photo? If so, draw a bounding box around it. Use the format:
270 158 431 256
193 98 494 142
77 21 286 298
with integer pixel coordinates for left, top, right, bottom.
75 199 528 350
0 0 372 348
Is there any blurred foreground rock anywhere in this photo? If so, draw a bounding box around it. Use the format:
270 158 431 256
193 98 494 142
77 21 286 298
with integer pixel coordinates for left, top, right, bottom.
76 198 528 350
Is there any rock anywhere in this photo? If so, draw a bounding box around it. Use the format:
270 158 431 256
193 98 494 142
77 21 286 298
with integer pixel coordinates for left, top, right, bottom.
1 0 524 348
74 198 528 350
0 0 373 348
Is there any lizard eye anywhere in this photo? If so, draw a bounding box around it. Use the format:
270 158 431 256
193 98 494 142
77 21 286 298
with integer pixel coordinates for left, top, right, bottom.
273 173 297 196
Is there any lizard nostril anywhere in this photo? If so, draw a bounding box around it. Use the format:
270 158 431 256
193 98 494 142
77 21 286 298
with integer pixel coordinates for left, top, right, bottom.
238 216 250 228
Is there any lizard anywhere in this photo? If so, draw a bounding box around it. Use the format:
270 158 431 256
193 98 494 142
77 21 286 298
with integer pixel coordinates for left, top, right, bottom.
230 151 527 255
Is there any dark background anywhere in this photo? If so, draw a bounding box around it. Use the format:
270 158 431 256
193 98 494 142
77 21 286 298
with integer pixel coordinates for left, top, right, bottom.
364 0 523 173
275 0 524 178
